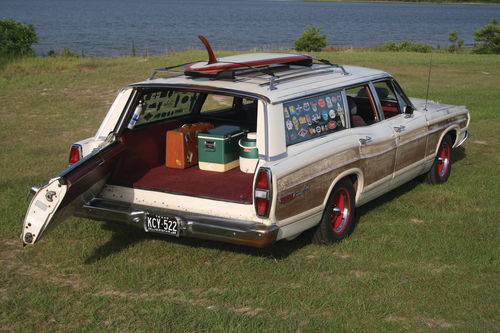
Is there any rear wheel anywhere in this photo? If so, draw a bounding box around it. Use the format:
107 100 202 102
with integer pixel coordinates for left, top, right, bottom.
312 178 355 244
425 135 452 184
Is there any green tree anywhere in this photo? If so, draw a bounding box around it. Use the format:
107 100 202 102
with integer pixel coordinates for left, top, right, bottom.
294 25 327 52
472 18 500 54
448 30 464 53
0 19 39 57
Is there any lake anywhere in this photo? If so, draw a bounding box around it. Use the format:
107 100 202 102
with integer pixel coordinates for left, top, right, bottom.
2 0 500 57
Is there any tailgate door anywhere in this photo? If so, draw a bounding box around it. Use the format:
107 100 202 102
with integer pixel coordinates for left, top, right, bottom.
21 141 124 245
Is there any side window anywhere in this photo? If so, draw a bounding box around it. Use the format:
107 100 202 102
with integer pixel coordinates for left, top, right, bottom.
345 85 380 127
392 80 412 114
283 90 346 146
200 94 234 114
200 95 257 117
373 80 402 119
134 90 198 127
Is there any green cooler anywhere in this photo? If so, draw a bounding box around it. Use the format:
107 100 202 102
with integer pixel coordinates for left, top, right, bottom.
198 125 244 172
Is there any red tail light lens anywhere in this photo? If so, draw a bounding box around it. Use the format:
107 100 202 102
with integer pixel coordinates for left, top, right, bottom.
254 168 272 217
69 144 82 164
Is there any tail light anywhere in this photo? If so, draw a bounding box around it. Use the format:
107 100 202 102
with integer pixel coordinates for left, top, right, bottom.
68 144 82 164
254 168 272 218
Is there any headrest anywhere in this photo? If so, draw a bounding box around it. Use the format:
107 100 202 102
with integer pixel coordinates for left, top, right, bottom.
347 96 357 115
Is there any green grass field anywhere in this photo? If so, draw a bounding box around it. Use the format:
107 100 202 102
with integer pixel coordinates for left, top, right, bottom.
1 50 499 332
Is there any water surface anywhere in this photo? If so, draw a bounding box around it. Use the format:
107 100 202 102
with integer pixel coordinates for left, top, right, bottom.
2 0 499 56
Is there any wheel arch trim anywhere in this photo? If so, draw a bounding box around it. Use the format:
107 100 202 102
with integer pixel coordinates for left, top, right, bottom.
434 127 458 157
322 169 363 208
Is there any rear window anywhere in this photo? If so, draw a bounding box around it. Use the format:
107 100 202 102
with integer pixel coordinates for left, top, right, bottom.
134 90 199 127
283 90 346 146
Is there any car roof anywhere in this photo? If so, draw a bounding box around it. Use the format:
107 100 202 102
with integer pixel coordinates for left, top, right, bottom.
130 53 392 104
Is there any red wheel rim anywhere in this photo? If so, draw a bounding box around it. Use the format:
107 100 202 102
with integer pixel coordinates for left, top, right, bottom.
331 187 351 234
437 141 450 178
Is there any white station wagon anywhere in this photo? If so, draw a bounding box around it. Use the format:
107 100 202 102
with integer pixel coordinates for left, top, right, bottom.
22 44 469 248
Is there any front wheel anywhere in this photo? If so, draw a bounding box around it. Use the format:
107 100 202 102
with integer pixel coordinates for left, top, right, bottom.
312 178 356 244
425 135 453 184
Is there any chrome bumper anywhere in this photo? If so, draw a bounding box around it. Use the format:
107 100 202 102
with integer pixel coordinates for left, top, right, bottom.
456 130 470 147
75 198 279 248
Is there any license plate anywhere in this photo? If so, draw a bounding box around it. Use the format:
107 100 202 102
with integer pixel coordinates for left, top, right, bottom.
144 214 179 236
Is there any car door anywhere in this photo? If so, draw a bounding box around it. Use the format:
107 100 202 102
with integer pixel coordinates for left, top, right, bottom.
344 85 398 205
353 124 398 204
387 113 427 180
21 141 125 245
371 80 428 186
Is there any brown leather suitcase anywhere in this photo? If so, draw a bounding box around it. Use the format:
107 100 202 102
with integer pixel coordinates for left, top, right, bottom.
166 122 214 169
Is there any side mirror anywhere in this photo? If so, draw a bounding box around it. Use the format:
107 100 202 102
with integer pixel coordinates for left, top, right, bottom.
404 105 414 118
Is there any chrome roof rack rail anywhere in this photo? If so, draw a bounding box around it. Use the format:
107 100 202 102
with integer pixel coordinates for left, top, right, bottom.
264 64 349 90
149 62 195 80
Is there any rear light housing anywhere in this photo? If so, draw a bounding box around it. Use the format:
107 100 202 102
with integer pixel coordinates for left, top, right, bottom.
68 144 82 164
254 167 272 218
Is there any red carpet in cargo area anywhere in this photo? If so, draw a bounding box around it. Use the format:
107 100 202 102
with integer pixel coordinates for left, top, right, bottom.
111 164 255 203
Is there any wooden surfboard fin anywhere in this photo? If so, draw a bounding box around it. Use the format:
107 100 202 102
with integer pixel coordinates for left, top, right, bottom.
198 35 217 65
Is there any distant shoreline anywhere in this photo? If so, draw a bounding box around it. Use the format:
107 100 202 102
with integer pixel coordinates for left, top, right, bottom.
303 0 500 5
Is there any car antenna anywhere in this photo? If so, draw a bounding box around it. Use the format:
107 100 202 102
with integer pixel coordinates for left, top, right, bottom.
198 35 217 65
424 53 433 111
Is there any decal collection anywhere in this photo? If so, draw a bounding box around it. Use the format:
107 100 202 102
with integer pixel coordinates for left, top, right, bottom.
283 91 345 146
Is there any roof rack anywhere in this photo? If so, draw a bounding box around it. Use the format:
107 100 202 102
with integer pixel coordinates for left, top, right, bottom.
148 57 349 90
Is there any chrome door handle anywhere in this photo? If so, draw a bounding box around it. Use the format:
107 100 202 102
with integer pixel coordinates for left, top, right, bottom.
25 185 41 202
359 136 372 144
393 125 406 133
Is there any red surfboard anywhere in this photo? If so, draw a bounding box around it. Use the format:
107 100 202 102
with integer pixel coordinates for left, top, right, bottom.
184 36 313 74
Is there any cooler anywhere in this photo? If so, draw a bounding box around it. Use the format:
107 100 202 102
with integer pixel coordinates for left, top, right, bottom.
198 125 244 172
165 122 214 169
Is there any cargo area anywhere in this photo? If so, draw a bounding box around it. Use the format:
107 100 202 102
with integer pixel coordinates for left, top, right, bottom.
109 162 255 203
105 89 260 203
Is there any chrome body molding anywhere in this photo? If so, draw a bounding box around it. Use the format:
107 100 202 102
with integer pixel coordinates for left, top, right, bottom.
75 198 279 248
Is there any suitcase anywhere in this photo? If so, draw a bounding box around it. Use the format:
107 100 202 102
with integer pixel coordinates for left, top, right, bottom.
197 125 244 172
165 122 214 169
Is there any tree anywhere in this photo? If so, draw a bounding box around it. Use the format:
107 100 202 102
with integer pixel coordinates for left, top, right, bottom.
472 18 500 54
448 30 464 53
0 19 39 57
294 25 327 52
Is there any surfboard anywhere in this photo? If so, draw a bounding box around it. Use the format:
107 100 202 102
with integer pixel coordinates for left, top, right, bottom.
184 53 313 73
184 36 312 74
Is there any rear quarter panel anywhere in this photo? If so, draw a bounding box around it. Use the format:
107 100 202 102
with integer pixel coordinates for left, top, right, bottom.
270 133 360 225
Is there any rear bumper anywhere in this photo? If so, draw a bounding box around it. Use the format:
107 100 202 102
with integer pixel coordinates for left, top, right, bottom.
75 198 279 248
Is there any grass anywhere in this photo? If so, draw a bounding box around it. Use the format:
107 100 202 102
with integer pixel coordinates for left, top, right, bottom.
1 50 499 332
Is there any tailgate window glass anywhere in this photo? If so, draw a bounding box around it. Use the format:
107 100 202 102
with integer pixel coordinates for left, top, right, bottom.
283 90 346 146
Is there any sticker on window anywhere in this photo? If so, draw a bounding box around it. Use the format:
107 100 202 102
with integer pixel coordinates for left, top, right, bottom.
283 91 345 146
